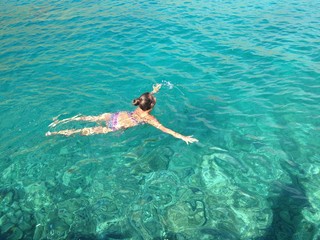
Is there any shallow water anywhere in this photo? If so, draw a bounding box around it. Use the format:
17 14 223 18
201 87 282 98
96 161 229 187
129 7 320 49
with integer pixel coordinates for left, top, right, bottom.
1 0 320 239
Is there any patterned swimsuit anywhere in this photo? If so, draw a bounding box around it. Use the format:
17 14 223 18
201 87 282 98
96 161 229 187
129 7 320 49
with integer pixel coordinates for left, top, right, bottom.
106 111 144 131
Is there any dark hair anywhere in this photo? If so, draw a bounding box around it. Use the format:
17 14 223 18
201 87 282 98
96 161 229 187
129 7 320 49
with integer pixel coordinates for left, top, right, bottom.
132 92 156 111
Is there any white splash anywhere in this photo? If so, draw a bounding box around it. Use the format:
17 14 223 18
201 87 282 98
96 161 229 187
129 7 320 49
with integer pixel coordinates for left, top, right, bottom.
161 80 174 89
161 80 185 96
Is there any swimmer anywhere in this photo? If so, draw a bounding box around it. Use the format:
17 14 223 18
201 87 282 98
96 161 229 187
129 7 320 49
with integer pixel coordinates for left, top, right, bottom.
46 84 198 145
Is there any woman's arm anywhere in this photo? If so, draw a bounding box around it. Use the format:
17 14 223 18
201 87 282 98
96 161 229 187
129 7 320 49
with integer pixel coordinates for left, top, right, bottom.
150 83 162 94
147 116 198 144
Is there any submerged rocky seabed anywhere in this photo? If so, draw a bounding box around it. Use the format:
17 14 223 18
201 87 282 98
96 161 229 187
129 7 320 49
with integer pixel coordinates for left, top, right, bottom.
1 137 319 240
1 0 319 238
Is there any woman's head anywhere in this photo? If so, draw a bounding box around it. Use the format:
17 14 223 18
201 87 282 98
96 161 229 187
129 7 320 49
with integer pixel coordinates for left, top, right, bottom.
132 92 156 111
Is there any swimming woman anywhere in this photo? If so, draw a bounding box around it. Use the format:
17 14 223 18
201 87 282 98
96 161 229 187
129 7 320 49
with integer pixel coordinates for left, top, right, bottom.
46 84 198 145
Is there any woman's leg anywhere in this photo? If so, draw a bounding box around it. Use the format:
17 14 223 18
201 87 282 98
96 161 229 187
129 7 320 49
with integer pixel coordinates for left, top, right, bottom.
46 126 112 136
49 113 111 127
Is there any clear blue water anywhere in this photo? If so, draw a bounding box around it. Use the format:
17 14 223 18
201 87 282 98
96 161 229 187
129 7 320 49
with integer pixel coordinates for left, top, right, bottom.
1 0 320 239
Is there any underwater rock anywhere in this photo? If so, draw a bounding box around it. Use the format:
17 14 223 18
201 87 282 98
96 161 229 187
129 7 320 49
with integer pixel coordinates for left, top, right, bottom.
92 197 130 237
59 146 69 155
128 170 209 238
162 146 174 158
1 220 15 234
145 175 178 208
45 218 70 239
148 155 170 172
130 154 170 175
144 171 180 197
25 182 52 210
18 219 32 232
6 227 23 240
201 154 272 238
201 154 233 196
61 168 92 190
163 231 189 240
56 197 91 228
0 215 7 226
104 231 132 239
126 171 182 239
200 227 239 240
0 186 25 209
0 215 24 240
14 209 22 219
0 184 35 239
2 190 14 205
129 205 163 239
19 204 32 214
33 224 45 240
62 171 71 186
166 200 207 232
75 187 82 194
67 232 97 240
2 164 15 181
98 222 132 239
70 208 96 237
300 189 320 239
23 182 53 238
6 210 17 224
92 197 120 224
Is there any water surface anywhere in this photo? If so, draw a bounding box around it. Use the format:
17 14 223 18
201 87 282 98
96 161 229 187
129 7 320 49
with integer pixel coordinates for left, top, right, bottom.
1 0 319 239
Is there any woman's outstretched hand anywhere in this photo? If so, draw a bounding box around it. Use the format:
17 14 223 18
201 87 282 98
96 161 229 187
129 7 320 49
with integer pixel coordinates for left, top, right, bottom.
181 135 199 145
151 83 162 94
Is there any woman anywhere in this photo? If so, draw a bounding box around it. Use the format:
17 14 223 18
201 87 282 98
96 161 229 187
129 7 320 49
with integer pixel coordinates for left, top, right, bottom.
46 84 198 144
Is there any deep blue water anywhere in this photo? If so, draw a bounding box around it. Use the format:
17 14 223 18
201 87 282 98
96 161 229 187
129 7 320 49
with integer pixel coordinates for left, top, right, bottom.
1 0 320 239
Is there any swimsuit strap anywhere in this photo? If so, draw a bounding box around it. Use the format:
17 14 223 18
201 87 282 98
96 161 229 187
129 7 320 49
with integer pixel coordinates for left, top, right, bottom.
129 111 145 125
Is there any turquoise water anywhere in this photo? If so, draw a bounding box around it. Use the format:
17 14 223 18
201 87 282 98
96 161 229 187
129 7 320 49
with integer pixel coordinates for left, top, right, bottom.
1 0 320 239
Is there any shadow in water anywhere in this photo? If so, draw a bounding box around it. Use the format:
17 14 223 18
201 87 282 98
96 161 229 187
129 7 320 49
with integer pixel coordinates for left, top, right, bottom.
259 171 317 240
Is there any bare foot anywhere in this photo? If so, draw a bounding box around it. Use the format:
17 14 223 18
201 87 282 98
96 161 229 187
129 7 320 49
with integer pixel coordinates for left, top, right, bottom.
45 131 52 136
49 120 59 128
